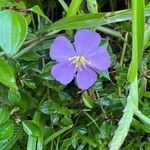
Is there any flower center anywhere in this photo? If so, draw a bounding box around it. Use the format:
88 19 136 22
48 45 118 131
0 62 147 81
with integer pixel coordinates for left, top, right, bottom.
68 56 91 69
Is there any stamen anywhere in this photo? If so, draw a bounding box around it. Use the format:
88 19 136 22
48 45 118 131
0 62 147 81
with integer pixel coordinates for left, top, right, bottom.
68 56 76 61
86 60 91 65
68 55 91 70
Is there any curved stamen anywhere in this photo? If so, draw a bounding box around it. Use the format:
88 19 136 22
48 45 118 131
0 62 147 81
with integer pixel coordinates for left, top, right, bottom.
68 55 91 70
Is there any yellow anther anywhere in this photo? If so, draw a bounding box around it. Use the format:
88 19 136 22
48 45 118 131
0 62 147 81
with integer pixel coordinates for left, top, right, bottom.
79 56 86 63
68 55 91 69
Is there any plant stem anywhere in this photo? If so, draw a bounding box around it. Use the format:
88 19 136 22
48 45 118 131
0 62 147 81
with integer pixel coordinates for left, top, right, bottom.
134 109 150 126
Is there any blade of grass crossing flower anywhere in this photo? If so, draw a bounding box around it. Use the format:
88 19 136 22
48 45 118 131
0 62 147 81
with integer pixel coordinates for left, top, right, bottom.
128 0 145 82
109 77 138 150
43 5 150 32
66 0 82 35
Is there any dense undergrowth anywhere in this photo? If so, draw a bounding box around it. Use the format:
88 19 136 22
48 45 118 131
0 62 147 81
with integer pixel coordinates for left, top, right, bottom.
0 0 150 150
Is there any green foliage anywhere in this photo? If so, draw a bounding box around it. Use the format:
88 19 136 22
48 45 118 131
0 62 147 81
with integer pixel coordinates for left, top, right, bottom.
82 92 94 108
0 107 10 124
0 10 27 56
0 59 17 90
31 5 50 22
128 0 145 82
0 0 150 150
43 5 150 32
0 121 14 141
22 121 41 137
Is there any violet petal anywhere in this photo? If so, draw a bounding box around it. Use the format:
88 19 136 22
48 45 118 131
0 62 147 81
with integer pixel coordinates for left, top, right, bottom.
74 29 101 56
86 47 111 70
50 36 75 62
51 62 76 84
76 66 97 90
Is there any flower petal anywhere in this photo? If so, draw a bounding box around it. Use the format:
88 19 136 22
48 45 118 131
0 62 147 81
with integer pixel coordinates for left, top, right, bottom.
51 62 75 84
50 36 75 62
76 66 97 90
74 29 101 56
87 47 111 70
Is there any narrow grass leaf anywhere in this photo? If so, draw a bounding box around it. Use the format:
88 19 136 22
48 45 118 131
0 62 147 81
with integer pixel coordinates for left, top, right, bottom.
67 0 82 16
43 5 150 31
128 0 145 82
58 0 68 12
134 109 150 126
44 125 73 146
31 5 51 22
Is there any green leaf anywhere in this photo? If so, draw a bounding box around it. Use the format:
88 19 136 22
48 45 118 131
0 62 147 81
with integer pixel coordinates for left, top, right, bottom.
0 125 22 150
0 121 14 141
0 107 10 124
144 24 150 48
66 0 82 16
109 78 138 150
132 119 150 133
22 121 41 137
60 138 73 150
8 89 21 106
21 79 37 90
27 111 41 150
82 92 94 109
42 5 150 32
27 136 37 150
61 117 73 127
143 91 150 98
86 0 98 13
8 89 31 112
0 10 27 56
39 100 57 114
97 26 124 39
100 70 112 81
0 59 17 90
19 91 32 112
77 134 97 148
44 125 73 146
128 0 145 82
31 5 50 22
58 0 68 12
134 109 150 126
0 0 16 7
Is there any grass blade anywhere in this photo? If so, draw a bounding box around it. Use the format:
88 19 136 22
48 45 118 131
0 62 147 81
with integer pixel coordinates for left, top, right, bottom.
42 5 150 31
67 0 82 16
44 125 73 146
128 0 145 82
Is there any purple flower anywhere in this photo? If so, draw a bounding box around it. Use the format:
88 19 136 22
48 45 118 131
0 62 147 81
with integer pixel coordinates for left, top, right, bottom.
50 29 111 90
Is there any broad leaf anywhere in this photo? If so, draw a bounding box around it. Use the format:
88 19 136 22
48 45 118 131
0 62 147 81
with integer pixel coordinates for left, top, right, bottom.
0 121 14 141
22 121 41 137
0 59 17 90
0 10 27 56
0 107 10 124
